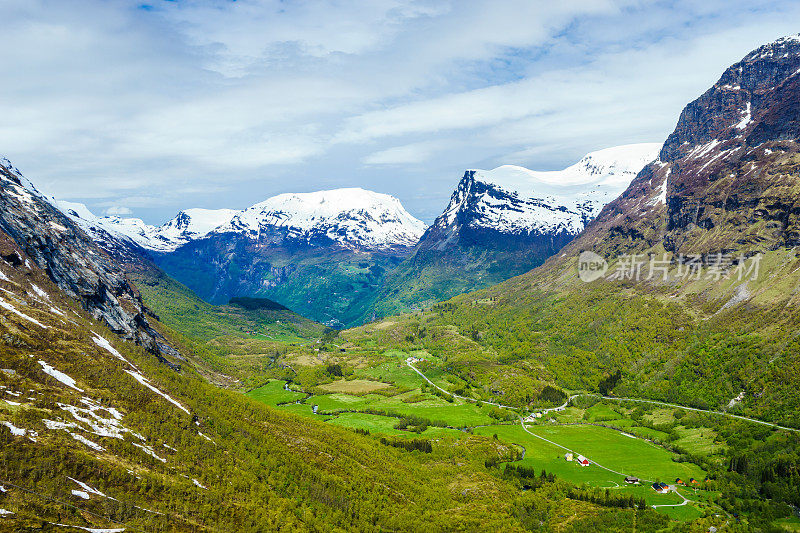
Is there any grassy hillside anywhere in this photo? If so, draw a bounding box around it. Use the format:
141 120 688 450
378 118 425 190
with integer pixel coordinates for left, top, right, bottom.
365 245 551 321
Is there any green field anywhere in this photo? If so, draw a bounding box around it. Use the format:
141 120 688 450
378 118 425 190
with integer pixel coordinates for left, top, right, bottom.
474 424 705 511
584 403 624 422
673 426 724 456
246 380 306 406
774 516 800 531
359 359 426 389
325 412 463 439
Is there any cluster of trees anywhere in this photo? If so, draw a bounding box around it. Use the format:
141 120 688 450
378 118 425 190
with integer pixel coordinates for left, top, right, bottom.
567 488 648 510
392 414 435 433
502 465 555 490
538 385 567 405
598 370 622 395
378 437 433 454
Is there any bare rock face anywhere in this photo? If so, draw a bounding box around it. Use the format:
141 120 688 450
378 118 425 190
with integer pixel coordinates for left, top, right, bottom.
581 35 800 258
0 159 165 353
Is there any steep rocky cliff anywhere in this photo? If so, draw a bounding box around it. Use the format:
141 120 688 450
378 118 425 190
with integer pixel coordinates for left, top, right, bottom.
579 35 800 258
0 158 175 358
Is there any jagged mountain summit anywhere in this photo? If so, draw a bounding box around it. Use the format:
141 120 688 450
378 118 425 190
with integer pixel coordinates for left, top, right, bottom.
581 33 800 258
426 143 661 249
0 157 179 359
365 143 660 321
57 203 238 253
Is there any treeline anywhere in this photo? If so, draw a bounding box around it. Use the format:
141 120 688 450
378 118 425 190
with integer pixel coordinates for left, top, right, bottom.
393 414 434 433
501 465 555 490
567 488 648 510
379 437 433 453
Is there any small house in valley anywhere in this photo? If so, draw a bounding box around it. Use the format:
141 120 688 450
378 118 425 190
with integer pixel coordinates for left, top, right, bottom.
576 455 590 466
624 476 640 485
651 482 670 493
564 453 573 462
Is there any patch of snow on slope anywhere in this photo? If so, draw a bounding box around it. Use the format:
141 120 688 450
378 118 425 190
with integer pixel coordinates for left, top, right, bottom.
59 398 127 439
91 334 133 366
654 168 671 205
52 524 125 532
68 477 112 499
2 421 27 436
124 370 190 414
132 442 167 463
72 490 90 499
735 102 752 130
29 283 49 300
0 297 45 327
38 361 83 391
70 432 105 451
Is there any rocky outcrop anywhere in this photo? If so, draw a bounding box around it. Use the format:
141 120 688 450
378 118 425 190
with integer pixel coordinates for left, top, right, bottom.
580 35 800 258
0 158 172 355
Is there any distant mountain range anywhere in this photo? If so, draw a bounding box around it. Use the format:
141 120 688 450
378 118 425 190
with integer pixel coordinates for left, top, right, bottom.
18 143 659 327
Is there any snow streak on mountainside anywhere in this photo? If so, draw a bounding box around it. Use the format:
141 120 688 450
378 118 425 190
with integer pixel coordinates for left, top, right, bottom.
431 143 661 244
218 188 426 251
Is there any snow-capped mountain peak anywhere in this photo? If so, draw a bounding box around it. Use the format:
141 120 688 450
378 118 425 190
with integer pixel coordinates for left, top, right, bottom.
158 208 238 242
470 143 662 193
435 142 661 238
54 202 237 253
220 188 426 250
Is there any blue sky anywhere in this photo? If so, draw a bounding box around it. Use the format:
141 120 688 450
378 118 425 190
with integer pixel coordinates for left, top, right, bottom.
2 0 799 223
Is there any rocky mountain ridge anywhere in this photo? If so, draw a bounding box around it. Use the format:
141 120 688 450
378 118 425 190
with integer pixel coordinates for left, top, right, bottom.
573 34 800 259
0 158 178 360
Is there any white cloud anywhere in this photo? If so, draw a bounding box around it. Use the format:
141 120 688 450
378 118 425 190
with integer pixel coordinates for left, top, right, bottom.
362 141 450 165
104 206 133 216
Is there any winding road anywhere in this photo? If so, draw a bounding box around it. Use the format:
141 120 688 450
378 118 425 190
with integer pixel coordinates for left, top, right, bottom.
404 358 799 511
406 359 798 433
